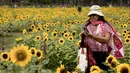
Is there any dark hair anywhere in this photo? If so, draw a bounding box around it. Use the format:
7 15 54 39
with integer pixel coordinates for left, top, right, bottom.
85 16 109 26
98 16 108 23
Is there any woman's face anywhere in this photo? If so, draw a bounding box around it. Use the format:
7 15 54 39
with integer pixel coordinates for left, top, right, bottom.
89 14 99 22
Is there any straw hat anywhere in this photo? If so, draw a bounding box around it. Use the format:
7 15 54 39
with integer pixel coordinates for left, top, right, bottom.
88 5 104 16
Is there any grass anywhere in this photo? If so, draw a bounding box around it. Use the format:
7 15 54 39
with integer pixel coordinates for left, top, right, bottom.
0 32 24 51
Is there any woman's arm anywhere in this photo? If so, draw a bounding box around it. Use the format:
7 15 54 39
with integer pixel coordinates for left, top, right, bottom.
87 32 110 43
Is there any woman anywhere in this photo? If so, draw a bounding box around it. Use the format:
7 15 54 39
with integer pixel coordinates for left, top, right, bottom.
78 5 124 73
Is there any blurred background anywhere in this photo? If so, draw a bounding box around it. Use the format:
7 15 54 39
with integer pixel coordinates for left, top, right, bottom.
0 0 130 7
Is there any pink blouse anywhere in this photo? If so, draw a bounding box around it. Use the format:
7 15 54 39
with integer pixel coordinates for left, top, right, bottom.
86 23 113 52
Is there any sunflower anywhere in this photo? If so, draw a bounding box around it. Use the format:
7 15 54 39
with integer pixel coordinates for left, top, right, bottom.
60 31 65 36
46 29 50 32
73 65 79 73
44 36 48 42
105 54 115 66
64 30 68 33
76 40 81 47
52 31 57 37
29 47 37 56
67 24 71 27
30 24 35 29
127 21 130 24
120 24 123 28
16 37 23 42
22 29 27 35
116 63 130 73
127 34 130 38
56 64 67 73
52 23 56 26
35 50 43 59
58 38 65 45
64 32 69 38
54 29 58 32
72 31 76 36
10 45 32 67
37 27 42 31
110 58 120 70
72 71 78 73
123 30 127 33
115 20 120 24
68 35 74 41
119 18 124 21
32 28 38 32
43 24 48 29
123 24 128 28
74 20 78 23
71 25 75 29
28 35 32 38
37 23 42 27
124 38 130 44
35 36 42 41
90 70 99 73
0 52 10 61
90 65 101 73
43 32 48 37
122 33 127 38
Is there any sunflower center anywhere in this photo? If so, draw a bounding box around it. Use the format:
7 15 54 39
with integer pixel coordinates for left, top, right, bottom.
111 62 117 68
3 54 8 59
60 40 63 43
108 57 113 63
121 25 123 27
60 69 67 73
44 38 47 42
65 34 67 37
16 50 27 61
38 28 40 30
32 26 34 28
72 32 75 35
31 50 35 54
37 37 39 39
120 67 128 73
53 33 56 36
69 37 72 40
123 34 126 36
92 68 97 71
124 31 126 33
62 33 64 35
37 52 41 57
126 39 129 42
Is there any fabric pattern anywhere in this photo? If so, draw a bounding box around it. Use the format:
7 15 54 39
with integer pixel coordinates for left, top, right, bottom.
78 21 124 72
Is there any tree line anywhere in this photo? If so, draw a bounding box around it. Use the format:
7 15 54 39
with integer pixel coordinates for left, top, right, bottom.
0 0 130 6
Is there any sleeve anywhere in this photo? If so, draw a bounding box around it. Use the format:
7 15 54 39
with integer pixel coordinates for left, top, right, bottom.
103 23 113 34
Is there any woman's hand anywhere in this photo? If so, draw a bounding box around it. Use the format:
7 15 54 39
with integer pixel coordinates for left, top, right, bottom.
87 33 94 38
80 31 88 36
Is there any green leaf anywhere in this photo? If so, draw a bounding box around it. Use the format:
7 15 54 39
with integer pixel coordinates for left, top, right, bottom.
42 59 49 65
20 69 29 73
64 53 69 60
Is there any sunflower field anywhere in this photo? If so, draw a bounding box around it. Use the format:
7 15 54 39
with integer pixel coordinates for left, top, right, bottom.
0 6 130 73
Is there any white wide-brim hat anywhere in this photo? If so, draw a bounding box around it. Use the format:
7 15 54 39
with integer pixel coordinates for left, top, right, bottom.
88 5 104 16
